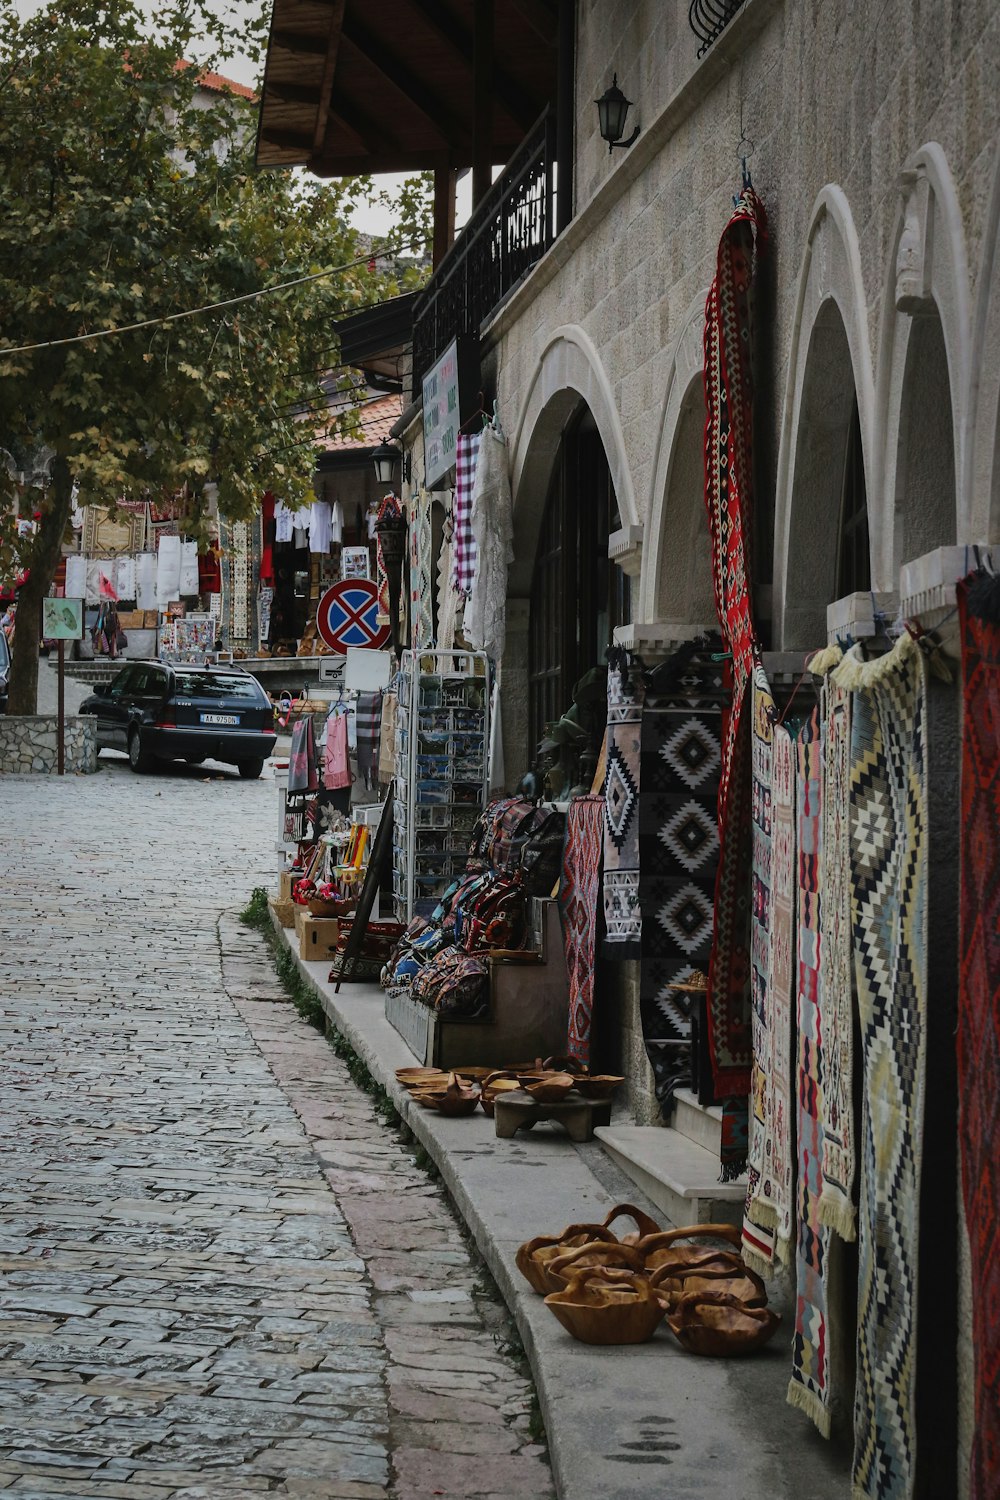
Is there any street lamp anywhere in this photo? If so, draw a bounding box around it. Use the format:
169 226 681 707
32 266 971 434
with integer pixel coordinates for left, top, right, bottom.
371 439 410 488
596 75 640 153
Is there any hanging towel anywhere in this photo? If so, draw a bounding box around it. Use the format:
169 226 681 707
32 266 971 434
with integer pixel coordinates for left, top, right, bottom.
465 426 513 663
355 690 382 789
451 431 482 595
330 500 344 544
114 555 136 601
293 518 309 549
323 711 351 790
156 535 182 605
136 553 157 611
85 559 115 605
288 716 319 793
64 554 86 601
179 540 200 595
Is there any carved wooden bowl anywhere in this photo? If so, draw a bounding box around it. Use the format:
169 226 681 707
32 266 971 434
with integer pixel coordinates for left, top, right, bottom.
544 1267 666 1345
666 1290 780 1356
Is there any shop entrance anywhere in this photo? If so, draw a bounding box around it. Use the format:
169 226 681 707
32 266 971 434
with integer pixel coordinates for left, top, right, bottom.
527 407 628 770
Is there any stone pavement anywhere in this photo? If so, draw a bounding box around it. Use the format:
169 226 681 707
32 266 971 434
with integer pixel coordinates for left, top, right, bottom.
0 756 553 1499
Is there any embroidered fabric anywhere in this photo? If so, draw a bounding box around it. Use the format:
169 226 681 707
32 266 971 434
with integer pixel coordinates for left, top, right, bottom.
64 554 86 601
309 501 332 554
136 553 157 611
156 535 181 605
465 426 513 663
179 541 199 595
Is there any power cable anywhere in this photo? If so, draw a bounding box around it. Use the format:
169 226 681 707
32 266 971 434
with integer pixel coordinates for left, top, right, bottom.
0 235 430 357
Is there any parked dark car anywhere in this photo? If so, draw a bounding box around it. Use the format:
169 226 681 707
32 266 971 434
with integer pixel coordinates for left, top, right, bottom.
80 661 276 777
0 629 8 714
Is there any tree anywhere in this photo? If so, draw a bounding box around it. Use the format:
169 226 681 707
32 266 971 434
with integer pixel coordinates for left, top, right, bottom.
0 0 431 713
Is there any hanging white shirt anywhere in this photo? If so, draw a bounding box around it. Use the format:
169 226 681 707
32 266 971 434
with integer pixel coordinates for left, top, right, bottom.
273 501 294 543
330 500 344 544
309 501 332 554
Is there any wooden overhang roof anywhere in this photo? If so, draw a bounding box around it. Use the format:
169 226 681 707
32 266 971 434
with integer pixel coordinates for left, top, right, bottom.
254 0 559 176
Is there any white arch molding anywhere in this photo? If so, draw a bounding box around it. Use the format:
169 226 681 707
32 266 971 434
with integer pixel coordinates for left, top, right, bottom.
970 136 1000 543
875 142 972 563
637 291 712 626
772 185 877 649
508 324 638 595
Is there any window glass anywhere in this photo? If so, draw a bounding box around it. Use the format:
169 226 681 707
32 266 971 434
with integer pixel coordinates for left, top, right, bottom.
109 667 135 696
172 672 260 701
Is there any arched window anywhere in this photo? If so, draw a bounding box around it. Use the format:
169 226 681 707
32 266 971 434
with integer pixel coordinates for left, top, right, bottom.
836 397 871 597
528 409 628 752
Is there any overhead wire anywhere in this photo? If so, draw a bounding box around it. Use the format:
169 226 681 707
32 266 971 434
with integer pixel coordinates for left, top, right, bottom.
0 235 431 357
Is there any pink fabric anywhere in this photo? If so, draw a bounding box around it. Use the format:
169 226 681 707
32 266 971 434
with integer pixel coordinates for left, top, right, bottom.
323 712 351 790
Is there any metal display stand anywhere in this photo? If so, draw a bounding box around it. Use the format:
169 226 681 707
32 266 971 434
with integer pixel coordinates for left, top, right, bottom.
393 649 490 923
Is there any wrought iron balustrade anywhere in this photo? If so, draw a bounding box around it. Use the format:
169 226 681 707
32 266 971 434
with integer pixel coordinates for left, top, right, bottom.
689 0 747 55
412 108 557 395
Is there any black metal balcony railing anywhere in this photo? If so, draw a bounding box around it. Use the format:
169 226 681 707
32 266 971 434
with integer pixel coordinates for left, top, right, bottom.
689 0 747 56
412 108 557 396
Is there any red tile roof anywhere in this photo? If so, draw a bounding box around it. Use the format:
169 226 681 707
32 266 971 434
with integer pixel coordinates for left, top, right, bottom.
175 59 256 101
317 392 403 451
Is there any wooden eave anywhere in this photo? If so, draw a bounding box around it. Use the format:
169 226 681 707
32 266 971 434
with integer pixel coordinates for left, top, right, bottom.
255 0 558 175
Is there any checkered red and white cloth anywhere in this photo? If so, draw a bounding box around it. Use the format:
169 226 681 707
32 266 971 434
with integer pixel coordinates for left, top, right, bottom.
450 430 482 596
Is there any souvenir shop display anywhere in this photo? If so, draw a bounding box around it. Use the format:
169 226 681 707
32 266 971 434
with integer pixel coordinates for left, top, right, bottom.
392 649 491 923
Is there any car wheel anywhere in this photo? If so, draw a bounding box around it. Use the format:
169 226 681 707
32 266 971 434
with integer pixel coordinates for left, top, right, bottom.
128 727 153 773
237 758 264 780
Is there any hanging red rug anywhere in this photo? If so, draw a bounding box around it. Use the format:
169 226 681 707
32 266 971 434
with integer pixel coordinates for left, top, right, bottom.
701 186 767 1124
958 569 1000 1500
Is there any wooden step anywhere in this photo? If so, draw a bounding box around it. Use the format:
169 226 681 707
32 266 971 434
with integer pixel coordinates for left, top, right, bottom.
594 1124 746 1229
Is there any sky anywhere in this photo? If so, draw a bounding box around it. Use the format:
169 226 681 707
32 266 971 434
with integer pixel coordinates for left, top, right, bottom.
11 0 413 235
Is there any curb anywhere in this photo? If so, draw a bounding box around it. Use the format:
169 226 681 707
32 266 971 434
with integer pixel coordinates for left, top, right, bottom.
270 912 848 1500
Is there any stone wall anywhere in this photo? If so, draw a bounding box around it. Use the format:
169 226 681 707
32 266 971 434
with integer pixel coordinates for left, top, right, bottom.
0 716 98 775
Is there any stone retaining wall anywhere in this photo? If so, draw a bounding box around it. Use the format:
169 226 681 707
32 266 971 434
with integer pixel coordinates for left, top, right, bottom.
0 715 98 774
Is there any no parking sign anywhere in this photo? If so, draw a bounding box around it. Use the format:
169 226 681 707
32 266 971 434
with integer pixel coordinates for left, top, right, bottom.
315 579 390 654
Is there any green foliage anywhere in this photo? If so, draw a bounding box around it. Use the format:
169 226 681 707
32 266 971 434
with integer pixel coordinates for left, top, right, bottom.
0 0 431 703
239 885 271 930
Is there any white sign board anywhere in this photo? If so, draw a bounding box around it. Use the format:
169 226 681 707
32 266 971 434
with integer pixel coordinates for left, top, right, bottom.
344 647 392 692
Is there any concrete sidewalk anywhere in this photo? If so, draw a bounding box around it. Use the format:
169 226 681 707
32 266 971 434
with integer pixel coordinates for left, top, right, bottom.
275 920 849 1500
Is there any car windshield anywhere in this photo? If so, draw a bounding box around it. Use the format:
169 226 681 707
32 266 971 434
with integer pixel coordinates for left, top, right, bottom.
172 672 258 700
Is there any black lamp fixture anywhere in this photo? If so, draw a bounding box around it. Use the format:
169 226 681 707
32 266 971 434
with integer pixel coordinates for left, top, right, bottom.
596 74 639 153
371 439 411 488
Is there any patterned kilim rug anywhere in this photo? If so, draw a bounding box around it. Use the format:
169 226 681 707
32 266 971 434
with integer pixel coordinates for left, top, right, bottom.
602 652 644 958
819 651 858 1243
788 706 833 1437
764 718 796 1259
957 571 1000 1500
743 662 777 1270
639 669 722 1114
843 634 927 1500
702 186 767 1119
558 794 605 1067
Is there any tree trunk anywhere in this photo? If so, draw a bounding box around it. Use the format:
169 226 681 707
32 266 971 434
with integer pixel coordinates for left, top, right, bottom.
7 455 74 716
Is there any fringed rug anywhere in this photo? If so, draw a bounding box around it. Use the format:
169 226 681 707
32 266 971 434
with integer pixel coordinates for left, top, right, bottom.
764 719 796 1257
559 794 605 1067
844 635 927 1500
602 651 644 958
788 706 833 1437
702 187 767 1116
820 654 858 1241
639 664 722 1114
410 488 435 649
743 663 777 1269
957 570 1000 1500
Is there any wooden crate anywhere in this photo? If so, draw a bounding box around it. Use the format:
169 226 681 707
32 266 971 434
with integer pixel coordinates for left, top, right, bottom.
298 915 340 961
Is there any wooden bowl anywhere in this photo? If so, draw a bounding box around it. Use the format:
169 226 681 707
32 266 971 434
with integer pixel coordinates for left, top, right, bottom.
396 1067 447 1089
515 1225 619 1296
523 1072 578 1104
573 1074 625 1101
544 1267 666 1345
666 1290 780 1356
649 1258 767 1312
640 1223 743 1271
545 1239 646 1290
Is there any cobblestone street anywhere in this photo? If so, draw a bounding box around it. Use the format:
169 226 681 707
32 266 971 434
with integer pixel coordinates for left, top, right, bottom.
0 756 553 1499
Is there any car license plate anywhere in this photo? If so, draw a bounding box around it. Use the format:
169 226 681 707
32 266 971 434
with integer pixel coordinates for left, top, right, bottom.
200 713 239 726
